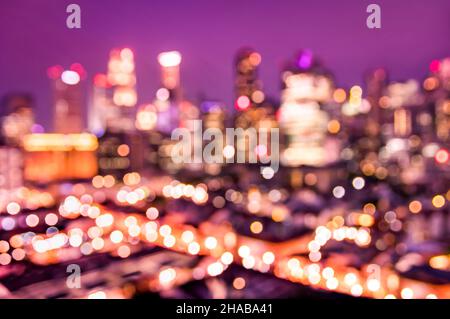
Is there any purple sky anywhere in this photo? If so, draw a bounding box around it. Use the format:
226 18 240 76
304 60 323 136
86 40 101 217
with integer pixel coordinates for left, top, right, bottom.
1 0 449 129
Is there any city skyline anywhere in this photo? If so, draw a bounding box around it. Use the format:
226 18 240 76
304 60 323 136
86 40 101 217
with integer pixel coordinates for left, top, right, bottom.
1 0 450 129
0 1 449 302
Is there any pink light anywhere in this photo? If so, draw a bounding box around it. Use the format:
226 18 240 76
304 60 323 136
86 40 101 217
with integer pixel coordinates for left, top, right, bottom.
93 73 110 88
47 65 63 79
430 60 440 73
435 149 449 164
70 63 86 79
235 96 250 110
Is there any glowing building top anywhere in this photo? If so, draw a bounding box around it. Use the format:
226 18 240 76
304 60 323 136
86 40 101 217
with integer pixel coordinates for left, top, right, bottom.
278 50 337 167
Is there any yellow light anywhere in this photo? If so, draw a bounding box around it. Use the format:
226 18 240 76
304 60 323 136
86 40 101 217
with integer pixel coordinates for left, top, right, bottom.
333 88 347 103
401 287 414 299
163 235 176 248
242 256 256 269
159 225 172 237
92 176 104 188
233 277 246 290
110 230 124 244
23 134 98 152
6 202 20 215
250 221 263 234
326 278 339 290
103 175 115 188
287 258 300 271
88 291 107 299
9 235 23 248
408 200 422 213
262 251 275 265
159 268 176 286
204 236 218 250
158 51 182 67
272 207 288 222
26 214 39 227
92 237 104 250
188 242 200 255
367 279 380 292
117 245 131 258
124 216 138 227
322 267 334 279
358 214 374 227
0 241 10 253
181 230 194 243
344 273 358 286
12 248 25 261
221 252 234 265
350 85 363 97
432 195 445 208
117 144 130 157
350 284 363 296
69 234 83 247
95 213 114 228
249 52 261 66
207 262 224 276
238 245 251 258
363 203 376 215
355 229 371 246
251 90 265 103
327 120 341 134
146 207 159 220
429 255 449 270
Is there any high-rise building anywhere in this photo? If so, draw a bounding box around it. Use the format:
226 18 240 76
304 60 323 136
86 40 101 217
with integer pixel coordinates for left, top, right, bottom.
106 48 138 132
234 48 264 110
427 57 450 142
278 51 336 167
365 68 388 137
156 51 182 133
97 131 144 178
22 133 98 183
88 73 114 136
48 64 85 133
0 93 35 146
0 147 23 192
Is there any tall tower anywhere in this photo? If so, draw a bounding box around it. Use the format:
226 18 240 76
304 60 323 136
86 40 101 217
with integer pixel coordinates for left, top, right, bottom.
0 93 35 146
234 48 264 110
49 64 85 133
107 48 137 132
158 51 182 102
88 73 113 136
278 50 334 167
365 68 388 137
156 51 182 133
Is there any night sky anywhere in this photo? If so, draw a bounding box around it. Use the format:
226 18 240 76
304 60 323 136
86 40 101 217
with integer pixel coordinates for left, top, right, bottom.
1 0 449 129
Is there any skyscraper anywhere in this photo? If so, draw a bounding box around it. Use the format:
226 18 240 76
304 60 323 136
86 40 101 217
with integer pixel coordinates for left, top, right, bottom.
107 48 138 132
0 93 35 146
49 65 85 133
88 73 113 136
278 51 335 167
234 48 264 110
156 51 183 133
